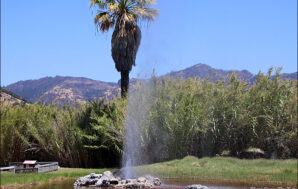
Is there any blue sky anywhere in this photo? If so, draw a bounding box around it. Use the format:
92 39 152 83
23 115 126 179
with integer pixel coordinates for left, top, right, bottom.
1 0 297 86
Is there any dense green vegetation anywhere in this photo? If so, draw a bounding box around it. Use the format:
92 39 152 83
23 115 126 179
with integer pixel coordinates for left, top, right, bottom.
0 68 297 168
141 68 297 162
0 99 125 168
0 167 114 187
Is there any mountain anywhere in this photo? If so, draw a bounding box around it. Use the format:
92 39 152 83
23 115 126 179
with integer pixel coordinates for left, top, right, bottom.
5 76 119 104
282 72 297 80
167 63 255 82
4 64 296 104
167 63 296 84
0 88 28 106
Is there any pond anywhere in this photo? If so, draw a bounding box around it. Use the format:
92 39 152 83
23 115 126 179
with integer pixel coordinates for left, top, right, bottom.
18 178 250 189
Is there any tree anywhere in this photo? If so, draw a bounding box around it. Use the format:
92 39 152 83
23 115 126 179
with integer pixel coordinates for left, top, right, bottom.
90 0 158 97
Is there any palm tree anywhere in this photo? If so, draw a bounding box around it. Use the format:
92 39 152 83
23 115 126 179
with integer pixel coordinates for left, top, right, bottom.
90 0 158 98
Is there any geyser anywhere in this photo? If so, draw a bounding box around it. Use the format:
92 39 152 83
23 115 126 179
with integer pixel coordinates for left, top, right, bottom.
122 81 152 179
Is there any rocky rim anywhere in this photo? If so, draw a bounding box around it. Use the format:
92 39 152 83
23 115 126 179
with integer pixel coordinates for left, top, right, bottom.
73 171 162 188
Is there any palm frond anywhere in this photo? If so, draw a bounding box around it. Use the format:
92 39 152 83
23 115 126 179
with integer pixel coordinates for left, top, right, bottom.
94 12 115 32
137 0 156 7
90 0 158 34
90 0 107 9
134 7 158 21
108 3 120 12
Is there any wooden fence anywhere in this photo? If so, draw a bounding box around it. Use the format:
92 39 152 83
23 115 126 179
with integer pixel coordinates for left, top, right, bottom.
0 166 15 173
1 162 59 174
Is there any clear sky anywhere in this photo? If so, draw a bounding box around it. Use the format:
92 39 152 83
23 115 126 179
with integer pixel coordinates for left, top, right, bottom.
1 0 297 86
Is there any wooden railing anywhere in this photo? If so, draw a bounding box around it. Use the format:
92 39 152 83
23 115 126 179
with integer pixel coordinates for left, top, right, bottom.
37 162 59 173
2 162 59 174
15 167 38 174
0 166 15 173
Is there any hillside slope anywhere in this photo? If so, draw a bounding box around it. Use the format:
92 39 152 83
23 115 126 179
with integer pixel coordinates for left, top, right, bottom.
167 63 256 82
5 64 296 104
6 76 119 104
0 88 27 106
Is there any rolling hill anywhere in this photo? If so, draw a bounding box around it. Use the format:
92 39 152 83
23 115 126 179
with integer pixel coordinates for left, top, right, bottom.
5 76 119 104
4 64 297 104
166 63 297 82
167 63 256 82
0 88 28 106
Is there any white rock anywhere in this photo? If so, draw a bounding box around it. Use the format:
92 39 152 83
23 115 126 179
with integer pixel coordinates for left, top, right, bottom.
185 184 209 189
74 172 162 188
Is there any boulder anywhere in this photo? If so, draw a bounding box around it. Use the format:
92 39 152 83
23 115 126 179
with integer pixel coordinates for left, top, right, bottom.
90 173 102 179
124 181 139 188
185 184 209 189
137 177 146 183
153 178 161 186
95 171 116 187
110 178 119 185
73 173 102 186
103 171 115 179
74 172 162 188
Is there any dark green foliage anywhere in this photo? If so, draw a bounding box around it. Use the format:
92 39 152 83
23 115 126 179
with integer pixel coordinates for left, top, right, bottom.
246 68 297 158
1 68 296 168
77 99 126 167
141 69 297 161
0 98 126 168
0 103 83 167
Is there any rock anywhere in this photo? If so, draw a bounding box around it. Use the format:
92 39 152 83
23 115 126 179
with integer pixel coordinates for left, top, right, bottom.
95 178 108 187
74 172 161 188
89 173 102 179
185 184 209 189
103 171 115 180
113 169 126 179
110 178 119 185
125 182 139 188
73 173 101 186
137 177 146 183
153 177 161 186
95 171 116 187
144 180 154 188
119 180 127 185
126 179 133 183
73 177 87 186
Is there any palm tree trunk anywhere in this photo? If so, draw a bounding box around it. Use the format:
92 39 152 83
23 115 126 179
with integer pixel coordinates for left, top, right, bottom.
121 70 129 98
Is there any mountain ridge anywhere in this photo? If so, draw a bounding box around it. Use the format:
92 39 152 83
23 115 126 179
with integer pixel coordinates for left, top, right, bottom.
5 76 119 104
0 87 28 106
4 64 297 104
167 63 256 82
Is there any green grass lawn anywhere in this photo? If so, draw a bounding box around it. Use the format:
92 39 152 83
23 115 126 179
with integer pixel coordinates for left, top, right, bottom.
134 156 297 186
0 168 115 187
1 156 297 187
